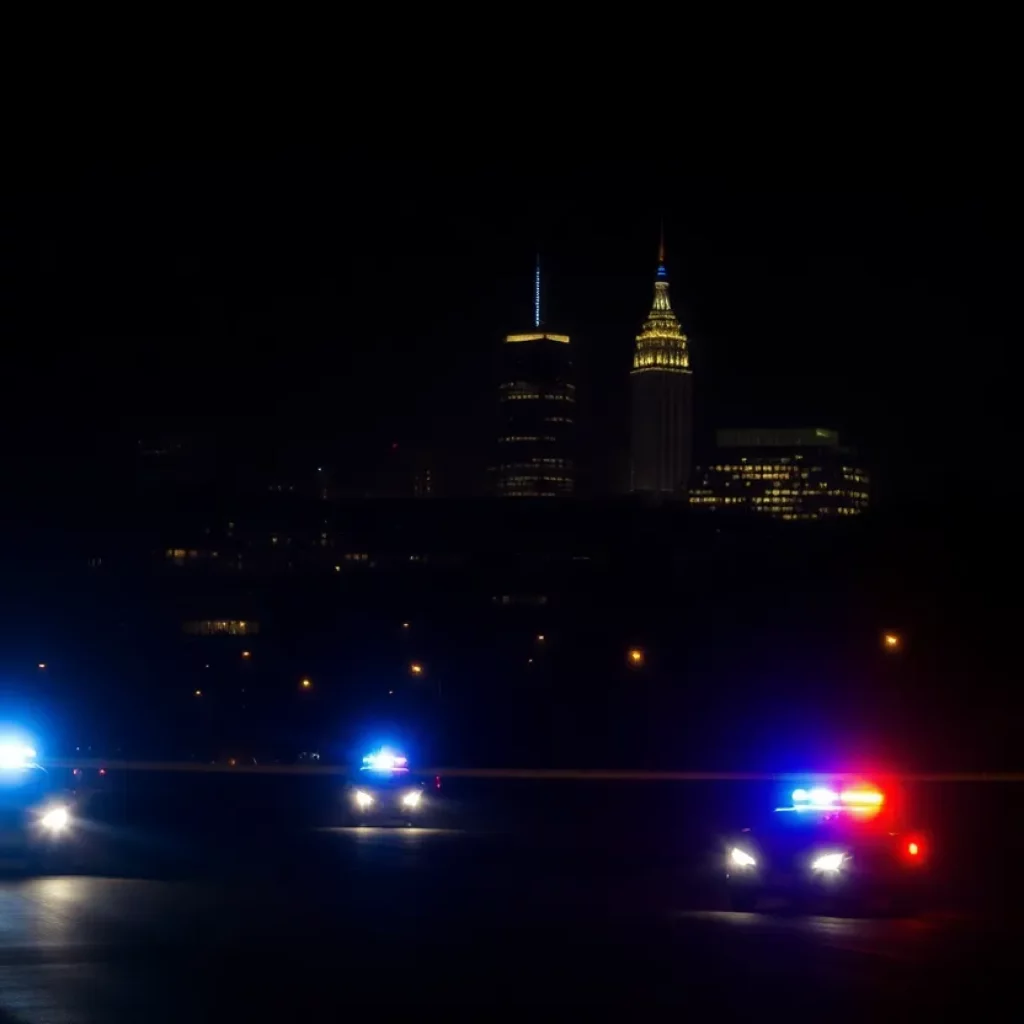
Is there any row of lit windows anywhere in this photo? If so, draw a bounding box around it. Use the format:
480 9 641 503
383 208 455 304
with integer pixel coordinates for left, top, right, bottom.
501 476 573 485
709 461 867 482
709 465 823 477
498 436 558 444
501 392 575 402
183 620 259 636
691 497 867 519
500 457 571 467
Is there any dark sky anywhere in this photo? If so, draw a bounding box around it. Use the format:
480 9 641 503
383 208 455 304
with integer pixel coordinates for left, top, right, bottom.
1 154 1018 506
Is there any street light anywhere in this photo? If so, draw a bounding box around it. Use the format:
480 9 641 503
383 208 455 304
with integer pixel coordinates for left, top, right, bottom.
409 662 424 677
536 634 545 642
194 689 202 697
627 647 645 668
882 632 902 652
241 651 251 659
301 678 312 690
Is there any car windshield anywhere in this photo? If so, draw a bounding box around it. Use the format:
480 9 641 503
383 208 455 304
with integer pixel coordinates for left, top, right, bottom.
765 806 895 835
357 769 412 788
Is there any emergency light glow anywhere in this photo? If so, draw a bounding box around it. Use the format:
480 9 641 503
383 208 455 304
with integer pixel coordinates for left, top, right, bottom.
0 741 36 770
841 789 884 806
784 785 884 813
791 787 839 808
362 750 408 772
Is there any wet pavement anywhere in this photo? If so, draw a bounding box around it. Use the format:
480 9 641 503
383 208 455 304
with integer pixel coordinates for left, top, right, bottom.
0 823 1017 1018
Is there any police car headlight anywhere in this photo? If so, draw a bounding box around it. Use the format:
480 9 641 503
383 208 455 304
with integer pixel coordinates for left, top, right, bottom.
402 790 422 808
354 790 373 809
811 852 845 873
730 847 756 868
40 806 70 832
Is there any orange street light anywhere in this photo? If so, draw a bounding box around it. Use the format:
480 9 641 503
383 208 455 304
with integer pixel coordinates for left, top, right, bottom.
409 662 424 677
242 650 251 659
301 677 312 690
882 632 902 652
627 647 645 667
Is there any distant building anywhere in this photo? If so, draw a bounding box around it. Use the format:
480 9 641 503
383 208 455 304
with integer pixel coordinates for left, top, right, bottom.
413 465 433 498
630 230 694 497
136 433 215 493
495 258 575 497
689 428 870 520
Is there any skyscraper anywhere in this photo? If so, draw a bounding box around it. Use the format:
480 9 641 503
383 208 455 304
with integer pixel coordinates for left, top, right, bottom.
495 258 575 497
630 230 693 496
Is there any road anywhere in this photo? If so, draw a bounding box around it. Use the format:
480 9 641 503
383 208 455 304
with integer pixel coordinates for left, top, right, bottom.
0 822 1017 1019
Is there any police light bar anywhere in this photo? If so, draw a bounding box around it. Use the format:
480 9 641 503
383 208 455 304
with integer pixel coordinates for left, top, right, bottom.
362 750 408 772
779 785 884 812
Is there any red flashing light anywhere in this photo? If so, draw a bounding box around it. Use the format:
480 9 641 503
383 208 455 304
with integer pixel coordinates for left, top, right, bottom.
907 841 920 856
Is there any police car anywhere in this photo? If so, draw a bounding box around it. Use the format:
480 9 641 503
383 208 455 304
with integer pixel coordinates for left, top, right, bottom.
344 750 430 826
0 741 77 869
724 782 929 914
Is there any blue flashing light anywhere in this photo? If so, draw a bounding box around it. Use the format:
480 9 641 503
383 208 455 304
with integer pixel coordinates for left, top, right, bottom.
0 737 37 771
779 783 884 815
362 748 408 772
776 785 841 813
656 264 668 279
808 787 839 806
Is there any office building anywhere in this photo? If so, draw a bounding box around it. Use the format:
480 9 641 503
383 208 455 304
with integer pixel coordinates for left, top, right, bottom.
689 428 870 520
495 259 575 496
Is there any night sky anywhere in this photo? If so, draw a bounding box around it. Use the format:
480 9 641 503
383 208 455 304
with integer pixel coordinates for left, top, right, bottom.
2 154 1017 509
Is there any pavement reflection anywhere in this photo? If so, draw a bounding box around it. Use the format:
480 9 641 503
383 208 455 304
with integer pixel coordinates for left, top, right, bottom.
0 825 1016 1019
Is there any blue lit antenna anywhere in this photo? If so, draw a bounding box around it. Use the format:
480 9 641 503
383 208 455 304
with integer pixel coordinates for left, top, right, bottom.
534 252 541 327
656 220 668 279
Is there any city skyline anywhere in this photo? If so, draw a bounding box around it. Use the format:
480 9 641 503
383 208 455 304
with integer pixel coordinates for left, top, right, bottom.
2 162 1013 512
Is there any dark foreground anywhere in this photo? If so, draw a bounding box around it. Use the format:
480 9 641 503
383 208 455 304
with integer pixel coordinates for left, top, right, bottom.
0 778 1020 1017
0 838 1017 1018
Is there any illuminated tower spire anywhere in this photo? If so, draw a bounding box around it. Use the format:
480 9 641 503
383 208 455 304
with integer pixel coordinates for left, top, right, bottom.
635 228 688 366
534 252 541 327
495 255 575 497
629 226 694 496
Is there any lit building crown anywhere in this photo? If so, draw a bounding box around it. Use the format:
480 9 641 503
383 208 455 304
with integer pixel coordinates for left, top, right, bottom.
632 254 691 373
